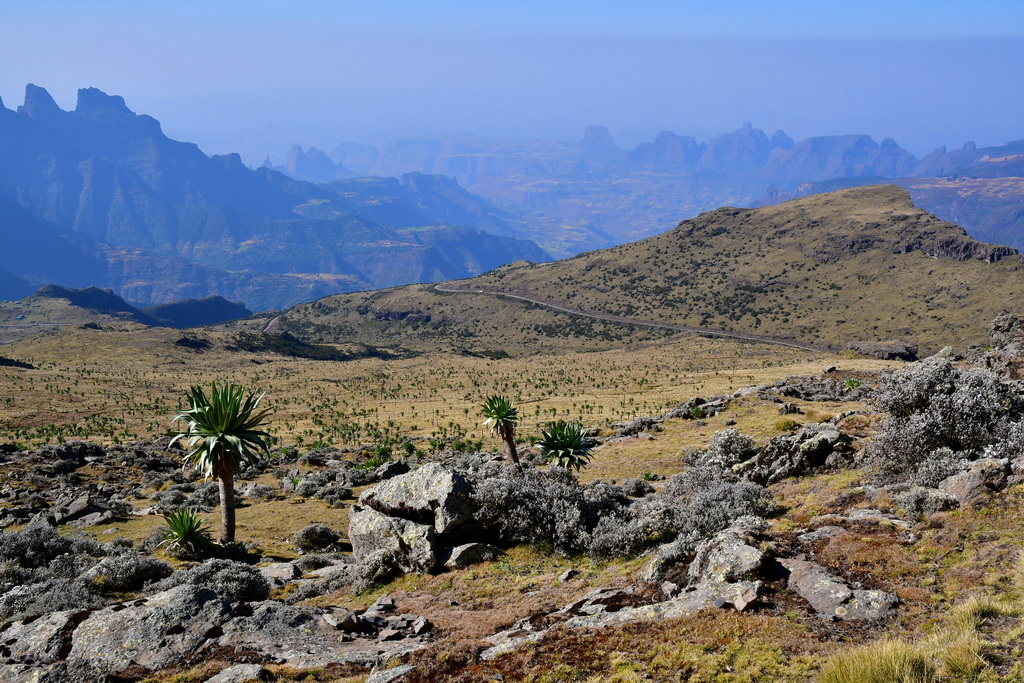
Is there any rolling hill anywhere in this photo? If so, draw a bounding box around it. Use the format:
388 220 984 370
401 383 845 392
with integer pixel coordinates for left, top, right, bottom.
277 186 1023 354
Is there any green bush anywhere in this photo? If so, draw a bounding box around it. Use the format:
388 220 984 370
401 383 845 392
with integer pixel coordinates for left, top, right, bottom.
158 508 213 557
536 420 592 471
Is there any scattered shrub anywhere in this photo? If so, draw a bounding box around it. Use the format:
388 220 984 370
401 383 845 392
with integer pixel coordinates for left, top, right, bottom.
161 559 269 601
291 524 339 553
686 429 757 469
620 478 655 497
247 484 277 501
473 466 593 555
83 554 173 593
909 448 967 488
589 495 684 558
868 358 1022 482
187 481 224 509
0 522 105 569
0 579 105 621
472 462 773 561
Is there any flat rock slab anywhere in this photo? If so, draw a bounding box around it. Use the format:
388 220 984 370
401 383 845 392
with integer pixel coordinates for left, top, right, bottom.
218 601 425 670
779 558 896 621
260 563 301 581
366 663 416 683
204 663 271 683
68 585 234 675
0 609 91 666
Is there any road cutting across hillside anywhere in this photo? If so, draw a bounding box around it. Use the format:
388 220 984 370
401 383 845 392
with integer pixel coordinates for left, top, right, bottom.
434 284 825 353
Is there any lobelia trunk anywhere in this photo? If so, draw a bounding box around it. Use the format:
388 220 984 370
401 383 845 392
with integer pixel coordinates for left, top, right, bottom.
502 429 521 469
219 468 235 544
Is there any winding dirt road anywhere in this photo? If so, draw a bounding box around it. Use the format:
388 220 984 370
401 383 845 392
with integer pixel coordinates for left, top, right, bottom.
433 283 825 353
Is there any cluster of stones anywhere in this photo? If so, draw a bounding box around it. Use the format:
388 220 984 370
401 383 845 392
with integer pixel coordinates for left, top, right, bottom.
482 515 897 659
0 586 432 681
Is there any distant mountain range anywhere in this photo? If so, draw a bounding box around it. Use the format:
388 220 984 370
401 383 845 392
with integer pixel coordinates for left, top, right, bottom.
278 186 1024 354
0 85 548 310
295 125 1024 257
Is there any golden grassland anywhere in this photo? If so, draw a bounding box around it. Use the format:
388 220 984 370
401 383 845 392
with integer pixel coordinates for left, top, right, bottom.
0 321 895 451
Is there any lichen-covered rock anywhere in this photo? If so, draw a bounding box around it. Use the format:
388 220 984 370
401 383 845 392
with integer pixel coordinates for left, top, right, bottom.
938 458 1009 504
260 562 301 583
67 585 233 675
0 609 91 666
358 463 477 539
218 600 425 670
205 663 271 683
736 423 850 484
367 663 416 683
779 558 896 621
349 505 439 574
686 525 765 585
444 542 499 569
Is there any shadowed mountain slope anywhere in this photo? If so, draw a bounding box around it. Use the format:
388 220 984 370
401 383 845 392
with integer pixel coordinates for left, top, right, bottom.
278 186 1023 354
0 85 548 310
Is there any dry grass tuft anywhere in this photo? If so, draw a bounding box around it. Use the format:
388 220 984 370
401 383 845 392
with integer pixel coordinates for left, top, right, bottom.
819 639 936 683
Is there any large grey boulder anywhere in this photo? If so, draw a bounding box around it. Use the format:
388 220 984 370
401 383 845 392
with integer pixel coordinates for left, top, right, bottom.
938 458 1009 504
358 462 477 539
349 505 439 573
67 585 233 675
779 558 896 621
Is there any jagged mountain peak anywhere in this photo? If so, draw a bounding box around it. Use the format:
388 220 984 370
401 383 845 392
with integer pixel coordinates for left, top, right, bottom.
770 129 794 150
75 87 133 119
19 84 61 118
580 125 617 148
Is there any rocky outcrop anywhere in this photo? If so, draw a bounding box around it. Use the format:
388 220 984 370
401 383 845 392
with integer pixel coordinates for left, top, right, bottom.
0 587 432 680
484 519 769 659
937 458 1010 505
778 558 897 621
735 423 851 484
358 463 478 538
351 464 500 576
846 340 919 361
984 312 1024 379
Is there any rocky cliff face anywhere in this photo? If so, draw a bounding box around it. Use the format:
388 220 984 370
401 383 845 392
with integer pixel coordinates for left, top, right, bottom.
0 85 548 310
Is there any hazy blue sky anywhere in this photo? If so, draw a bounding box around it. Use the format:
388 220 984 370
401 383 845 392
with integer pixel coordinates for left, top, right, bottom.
2 0 1022 161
